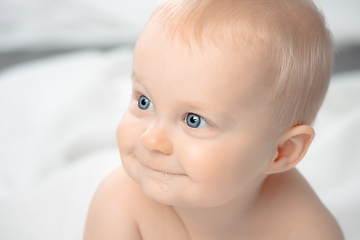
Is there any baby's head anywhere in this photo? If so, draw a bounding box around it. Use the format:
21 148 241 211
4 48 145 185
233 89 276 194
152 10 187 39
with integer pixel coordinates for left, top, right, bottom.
116 0 333 207
146 0 333 138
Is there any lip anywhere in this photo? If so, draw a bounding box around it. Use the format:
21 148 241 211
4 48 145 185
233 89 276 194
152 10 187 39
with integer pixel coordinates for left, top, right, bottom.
143 163 186 176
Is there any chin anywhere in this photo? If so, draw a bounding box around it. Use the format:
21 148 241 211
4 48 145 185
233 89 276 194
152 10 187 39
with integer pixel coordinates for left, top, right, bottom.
140 181 174 204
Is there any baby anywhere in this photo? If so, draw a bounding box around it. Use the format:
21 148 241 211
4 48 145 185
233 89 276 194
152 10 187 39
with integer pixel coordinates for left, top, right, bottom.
84 0 344 239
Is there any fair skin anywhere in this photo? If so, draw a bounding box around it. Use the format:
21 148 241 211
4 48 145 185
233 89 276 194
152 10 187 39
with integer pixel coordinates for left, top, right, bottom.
83 22 344 240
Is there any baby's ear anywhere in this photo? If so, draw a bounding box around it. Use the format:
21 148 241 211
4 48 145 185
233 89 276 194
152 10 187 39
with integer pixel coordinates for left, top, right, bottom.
263 125 315 174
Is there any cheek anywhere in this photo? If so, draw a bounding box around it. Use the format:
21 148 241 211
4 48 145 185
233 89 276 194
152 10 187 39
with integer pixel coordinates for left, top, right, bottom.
180 139 242 176
177 141 243 206
178 139 241 192
116 112 142 156
179 137 267 190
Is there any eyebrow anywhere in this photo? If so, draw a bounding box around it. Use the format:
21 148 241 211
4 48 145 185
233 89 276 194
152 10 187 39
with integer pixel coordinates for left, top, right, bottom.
131 71 141 83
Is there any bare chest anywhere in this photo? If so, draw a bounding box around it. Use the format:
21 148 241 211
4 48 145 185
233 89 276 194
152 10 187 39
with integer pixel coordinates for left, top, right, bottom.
135 203 293 240
135 204 276 240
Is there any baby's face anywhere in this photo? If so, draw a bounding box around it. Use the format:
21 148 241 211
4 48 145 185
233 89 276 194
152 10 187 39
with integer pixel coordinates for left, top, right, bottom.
117 22 276 207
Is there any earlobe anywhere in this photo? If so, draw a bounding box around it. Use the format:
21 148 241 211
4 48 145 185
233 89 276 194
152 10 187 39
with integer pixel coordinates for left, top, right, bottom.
263 125 315 174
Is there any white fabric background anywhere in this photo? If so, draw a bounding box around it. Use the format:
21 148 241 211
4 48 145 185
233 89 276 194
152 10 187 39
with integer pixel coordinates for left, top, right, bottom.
0 48 133 240
0 0 359 51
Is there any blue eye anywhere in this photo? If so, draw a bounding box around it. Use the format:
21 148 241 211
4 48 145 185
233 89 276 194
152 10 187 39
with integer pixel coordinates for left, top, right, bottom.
185 113 209 128
138 95 154 111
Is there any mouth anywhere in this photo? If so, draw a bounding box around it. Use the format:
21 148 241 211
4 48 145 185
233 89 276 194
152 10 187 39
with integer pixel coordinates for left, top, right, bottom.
143 164 186 176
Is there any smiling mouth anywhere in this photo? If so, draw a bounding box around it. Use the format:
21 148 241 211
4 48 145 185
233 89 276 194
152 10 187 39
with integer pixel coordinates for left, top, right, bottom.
144 164 186 176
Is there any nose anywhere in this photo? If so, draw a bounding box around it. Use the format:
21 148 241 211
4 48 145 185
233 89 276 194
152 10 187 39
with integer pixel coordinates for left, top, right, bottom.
140 122 173 155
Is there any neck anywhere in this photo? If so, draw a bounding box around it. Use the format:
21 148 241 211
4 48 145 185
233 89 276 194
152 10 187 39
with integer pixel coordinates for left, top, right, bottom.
172 175 267 240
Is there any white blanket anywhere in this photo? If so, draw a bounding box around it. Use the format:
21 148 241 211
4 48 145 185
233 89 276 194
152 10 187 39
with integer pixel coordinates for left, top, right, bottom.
0 0 359 51
0 48 359 239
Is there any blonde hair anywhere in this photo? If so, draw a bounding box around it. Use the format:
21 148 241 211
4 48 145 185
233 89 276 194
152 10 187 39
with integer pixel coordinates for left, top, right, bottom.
149 0 333 138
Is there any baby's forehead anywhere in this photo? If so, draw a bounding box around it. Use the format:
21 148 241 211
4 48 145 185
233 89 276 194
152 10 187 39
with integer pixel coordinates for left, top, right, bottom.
137 18 275 91
135 25 274 118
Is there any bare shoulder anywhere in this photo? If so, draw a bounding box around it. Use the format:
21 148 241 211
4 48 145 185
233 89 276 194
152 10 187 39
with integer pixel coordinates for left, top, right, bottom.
83 165 143 240
261 168 344 240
